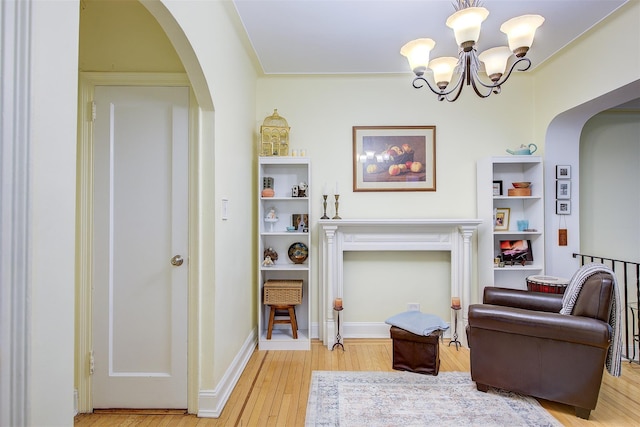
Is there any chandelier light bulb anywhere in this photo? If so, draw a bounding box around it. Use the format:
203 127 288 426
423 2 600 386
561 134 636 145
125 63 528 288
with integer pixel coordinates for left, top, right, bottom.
500 14 545 57
429 57 459 89
478 47 513 81
400 38 436 76
446 7 489 49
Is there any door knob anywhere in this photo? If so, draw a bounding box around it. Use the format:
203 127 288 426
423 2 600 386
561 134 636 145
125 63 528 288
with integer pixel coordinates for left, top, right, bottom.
171 255 184 266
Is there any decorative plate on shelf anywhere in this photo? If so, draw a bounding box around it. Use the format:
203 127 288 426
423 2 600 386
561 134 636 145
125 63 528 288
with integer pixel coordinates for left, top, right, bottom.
288 242 308 264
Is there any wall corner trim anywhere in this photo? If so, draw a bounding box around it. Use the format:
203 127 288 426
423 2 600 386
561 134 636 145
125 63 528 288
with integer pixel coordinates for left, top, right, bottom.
197 328 257 418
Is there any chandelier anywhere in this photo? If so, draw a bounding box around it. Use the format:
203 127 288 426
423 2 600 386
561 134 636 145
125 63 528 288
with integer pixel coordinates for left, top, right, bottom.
400 1 544 102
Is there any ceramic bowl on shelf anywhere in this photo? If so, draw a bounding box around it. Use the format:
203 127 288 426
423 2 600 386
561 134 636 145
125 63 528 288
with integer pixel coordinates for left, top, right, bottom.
512 182 531 188
288 242 308 264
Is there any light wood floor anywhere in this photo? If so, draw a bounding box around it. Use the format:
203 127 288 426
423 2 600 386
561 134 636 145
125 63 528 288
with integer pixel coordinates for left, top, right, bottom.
75 338 640 426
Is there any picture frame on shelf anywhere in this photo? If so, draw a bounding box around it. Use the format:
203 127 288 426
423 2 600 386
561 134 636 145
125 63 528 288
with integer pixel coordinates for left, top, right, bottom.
352 125 436 192
494 207 511 231
499 239 534 264
556 165 571 179
556 180 571 199
492 180 503 196
291 214 309 232
556 200 571 215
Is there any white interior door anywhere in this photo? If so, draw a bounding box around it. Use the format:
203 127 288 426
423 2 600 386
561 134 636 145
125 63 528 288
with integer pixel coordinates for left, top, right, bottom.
92 85 189 408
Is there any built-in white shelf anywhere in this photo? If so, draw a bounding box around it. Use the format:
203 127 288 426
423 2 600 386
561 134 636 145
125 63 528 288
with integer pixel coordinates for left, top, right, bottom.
477 156 545 291
257 157 311 350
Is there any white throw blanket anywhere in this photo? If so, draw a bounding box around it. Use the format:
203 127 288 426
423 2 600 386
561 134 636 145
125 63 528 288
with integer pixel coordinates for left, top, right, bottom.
560 262 622 377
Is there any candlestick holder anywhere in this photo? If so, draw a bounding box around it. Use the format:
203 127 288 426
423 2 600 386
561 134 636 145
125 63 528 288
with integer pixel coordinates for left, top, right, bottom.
321 194 330 219
332 306 345 351
332 194 342 220
448 305 461 351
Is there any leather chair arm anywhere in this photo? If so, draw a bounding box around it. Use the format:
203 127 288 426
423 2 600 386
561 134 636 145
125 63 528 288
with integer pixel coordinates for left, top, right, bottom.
468 304 611 349
483 287 563 313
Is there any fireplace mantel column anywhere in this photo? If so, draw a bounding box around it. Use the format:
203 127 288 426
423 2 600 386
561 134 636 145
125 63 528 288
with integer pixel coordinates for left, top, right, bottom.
320 226 337 347
459 225 476 347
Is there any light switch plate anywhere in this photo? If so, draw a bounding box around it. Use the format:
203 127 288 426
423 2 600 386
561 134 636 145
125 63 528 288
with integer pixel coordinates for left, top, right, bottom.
222 198 229 220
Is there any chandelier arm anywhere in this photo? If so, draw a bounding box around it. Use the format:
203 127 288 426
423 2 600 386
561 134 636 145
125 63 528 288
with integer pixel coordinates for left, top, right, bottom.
494 56 531 86
461 50 495 98
473 57 532 90
412 76 447 96
412 72 465 99
442 72 467 102
470 75 497 98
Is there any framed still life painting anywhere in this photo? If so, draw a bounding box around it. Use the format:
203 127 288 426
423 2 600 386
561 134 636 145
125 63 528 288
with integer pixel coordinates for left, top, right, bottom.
352 126 436 192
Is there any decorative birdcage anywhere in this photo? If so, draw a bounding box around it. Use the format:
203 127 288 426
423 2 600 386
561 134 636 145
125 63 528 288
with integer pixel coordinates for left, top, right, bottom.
260 109 290 156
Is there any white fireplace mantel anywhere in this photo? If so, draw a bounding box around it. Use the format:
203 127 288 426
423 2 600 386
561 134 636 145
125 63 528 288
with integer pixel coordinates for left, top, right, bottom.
318 219 481 349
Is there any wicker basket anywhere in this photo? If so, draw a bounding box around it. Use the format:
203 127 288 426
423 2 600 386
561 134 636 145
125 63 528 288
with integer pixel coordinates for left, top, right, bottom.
263 280 303 305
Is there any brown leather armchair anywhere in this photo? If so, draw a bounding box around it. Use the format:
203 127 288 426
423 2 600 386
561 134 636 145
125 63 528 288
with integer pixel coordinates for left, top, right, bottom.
467 271 614 419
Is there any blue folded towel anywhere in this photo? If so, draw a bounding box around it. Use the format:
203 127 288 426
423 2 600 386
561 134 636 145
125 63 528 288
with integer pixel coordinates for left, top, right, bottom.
385 311 449 336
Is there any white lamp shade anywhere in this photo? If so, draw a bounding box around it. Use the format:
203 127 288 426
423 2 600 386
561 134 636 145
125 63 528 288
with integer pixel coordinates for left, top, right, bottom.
400 38 436 75
500 14 545 52
429 57 458 85
446 7 489 46
478 46 513 76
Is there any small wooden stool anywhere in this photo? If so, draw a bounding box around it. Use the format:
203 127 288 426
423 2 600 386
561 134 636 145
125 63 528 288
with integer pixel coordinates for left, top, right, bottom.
266 305 298 339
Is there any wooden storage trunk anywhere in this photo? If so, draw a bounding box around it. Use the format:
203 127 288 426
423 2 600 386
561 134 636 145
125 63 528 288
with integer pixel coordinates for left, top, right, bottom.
508 188 531 196
263 280 303 305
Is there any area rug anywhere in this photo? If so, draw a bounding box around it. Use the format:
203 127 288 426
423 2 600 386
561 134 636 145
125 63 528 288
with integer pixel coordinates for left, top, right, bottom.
305 371 562 427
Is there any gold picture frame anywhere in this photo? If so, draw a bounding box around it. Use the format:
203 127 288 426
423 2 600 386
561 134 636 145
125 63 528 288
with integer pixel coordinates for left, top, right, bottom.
352 126 436 192
494 208 511 231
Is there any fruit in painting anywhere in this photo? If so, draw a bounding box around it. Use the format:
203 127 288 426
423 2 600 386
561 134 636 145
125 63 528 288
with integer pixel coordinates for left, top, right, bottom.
366 164 379 173
388 164 401 176
405 161 413 169
410 161 423 172
402 143 413 153
390 146 404 155
397 164 408 174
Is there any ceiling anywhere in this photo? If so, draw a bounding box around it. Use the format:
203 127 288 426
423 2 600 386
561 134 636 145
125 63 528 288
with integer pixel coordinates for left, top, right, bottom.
232 0 627 75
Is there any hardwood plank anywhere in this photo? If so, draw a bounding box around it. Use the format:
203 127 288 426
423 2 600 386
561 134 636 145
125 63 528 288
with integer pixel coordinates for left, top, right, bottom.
294 344 314 426
75 339 640 427
92 409 187 415
283 349 306 425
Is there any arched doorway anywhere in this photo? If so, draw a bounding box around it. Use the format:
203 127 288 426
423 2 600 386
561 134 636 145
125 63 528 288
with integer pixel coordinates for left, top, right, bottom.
543 80 640 279
76 0 213 413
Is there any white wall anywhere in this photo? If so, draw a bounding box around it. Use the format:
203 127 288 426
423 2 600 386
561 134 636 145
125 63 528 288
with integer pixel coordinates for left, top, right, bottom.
344 251 451 323
580 111 640 262
30 1 80 425
257 73 536 319
158 0 258 392
532 1 640 278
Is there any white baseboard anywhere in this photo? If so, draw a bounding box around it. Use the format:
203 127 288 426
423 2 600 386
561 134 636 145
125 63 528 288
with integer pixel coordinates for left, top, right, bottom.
339 321 452 339
311 321 454 340
197 328 257 418
343 321 390 338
